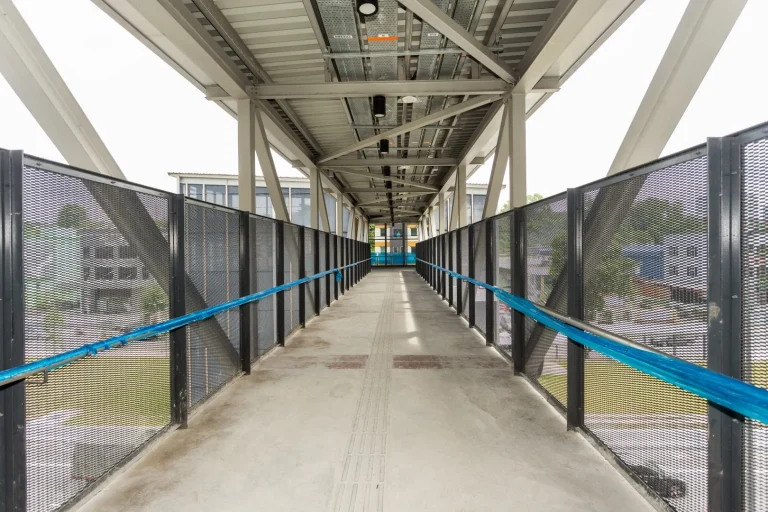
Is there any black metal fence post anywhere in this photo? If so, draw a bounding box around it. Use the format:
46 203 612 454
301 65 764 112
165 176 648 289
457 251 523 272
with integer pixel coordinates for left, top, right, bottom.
0 150 26 511
468 224 475 328
334 235 339 300
325 232 331 307
313 229 320 315
448 233 453 307
566 189 585 430
707 136 743 512
169 194 188 427
275 222 285 346
485 219 495 347
456 230 463 316
239 211 251 373
298 226 306 328
511 209 524 374
441 234 447 300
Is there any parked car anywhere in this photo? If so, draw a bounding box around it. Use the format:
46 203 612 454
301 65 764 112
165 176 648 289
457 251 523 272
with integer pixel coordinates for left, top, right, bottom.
629 463 686 498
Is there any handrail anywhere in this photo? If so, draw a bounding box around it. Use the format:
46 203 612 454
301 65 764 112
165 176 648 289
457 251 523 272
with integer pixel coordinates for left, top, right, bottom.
418 258 768 425
0 261 365 387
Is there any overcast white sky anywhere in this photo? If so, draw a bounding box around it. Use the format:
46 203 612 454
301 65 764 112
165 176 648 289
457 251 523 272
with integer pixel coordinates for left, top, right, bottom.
1 0 767 210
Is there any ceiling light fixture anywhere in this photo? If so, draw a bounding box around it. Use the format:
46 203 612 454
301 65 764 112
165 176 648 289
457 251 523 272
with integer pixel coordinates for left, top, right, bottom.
373 95 386 118
379 139 389 154
356 0 379 16
401 95 418 104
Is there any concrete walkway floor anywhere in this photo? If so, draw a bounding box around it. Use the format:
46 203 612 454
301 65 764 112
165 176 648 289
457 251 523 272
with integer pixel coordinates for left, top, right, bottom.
78 269 654 512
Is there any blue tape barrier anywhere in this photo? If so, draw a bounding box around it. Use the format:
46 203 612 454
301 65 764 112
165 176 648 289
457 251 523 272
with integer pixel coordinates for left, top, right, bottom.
418 258 768 425
0 261 365 386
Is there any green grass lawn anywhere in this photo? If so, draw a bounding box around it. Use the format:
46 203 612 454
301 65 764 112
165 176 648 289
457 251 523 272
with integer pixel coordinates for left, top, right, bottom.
26 356 170 426
538 360 768 415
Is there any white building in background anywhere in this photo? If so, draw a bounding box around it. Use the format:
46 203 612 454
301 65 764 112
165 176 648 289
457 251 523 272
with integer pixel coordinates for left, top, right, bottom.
169 172 350 235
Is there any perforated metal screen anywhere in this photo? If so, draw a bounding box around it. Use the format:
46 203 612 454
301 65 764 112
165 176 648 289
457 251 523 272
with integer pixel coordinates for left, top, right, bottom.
184 202 240 408
494 213 512 355
582 156 708 511
319 233 327 312
251 215 275 360
474 223 487 334
460 227 469 319
741 135 768 512
305 229 315 321
523 195 568 407
22 164 172 512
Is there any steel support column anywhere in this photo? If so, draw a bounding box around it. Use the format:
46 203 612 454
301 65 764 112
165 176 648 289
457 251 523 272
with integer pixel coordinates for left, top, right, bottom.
448 232 454 307
485 219 495 346
299 226 306 328
239 211 251 373
325 232 331 307
313 229 320 315
441 234 446 300
511 209 524 374
483 105 509 218
275 222 285 346
566 189 584 429
169 193 188 427
237 99 256 213
510 93 527 208
254 104 289 221
456 227 463 316
468 224 476 328
707 136 742 512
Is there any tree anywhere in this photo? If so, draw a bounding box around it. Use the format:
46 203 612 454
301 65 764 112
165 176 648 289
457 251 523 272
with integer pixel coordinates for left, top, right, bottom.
57 204 87 229
369 223 376 253
140 284 168 322
527 193 544 204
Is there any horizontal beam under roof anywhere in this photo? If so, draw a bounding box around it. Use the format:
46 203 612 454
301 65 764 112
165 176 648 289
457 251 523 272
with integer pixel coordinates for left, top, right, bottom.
343 188 438 194
322 158 458 168
247 80 510 100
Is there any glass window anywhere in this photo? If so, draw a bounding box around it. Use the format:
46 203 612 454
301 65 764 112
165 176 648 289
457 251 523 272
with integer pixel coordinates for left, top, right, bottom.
82 247 91 258
95 267 113 280
228 185 239 209
118 246 136 259
473 194 486 223
187 183 203 200
94 246 113 259
668 246 679 256
325 193 336 233
82 267 91 281
118 267 137 280
686 246 698 257
686 266 698 277
410 227 417 237
178 183 185 194
342 208 350 236
291 188 311 227
205 185 226 205
256 187 272 218
380 227 386 236
393 228 403 238
668 266 678 276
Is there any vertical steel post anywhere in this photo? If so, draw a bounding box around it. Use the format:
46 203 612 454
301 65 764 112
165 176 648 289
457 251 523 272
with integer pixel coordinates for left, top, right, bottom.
313 229 320 315
566 189 585 429
340 236 345 294
456 229 463 316
441 234 446 299
511 209 525 374
298 226 306 328
485 219 495 347
169 193 188 427
707 136 742 512
325 232 331 307
448 232 454 307
333 235 339 300
275 222 285 346
239 211 251 373
0 150 26 511
468 224 476 328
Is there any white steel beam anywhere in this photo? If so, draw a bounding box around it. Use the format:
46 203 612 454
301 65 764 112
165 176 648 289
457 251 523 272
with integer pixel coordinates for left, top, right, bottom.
397 0 516 83
343 188 434 194
253 80 509 99
328 169 438 192
608 0 747 175
237 99 256 213
254 104 289 221
321 158 457 168
310 166 320 230
317 175 331 233
437 191 445 235
455 164 468 228
0 0 124 178
335 193 344 238
483 103 509 219
509 93 527 207
318 95 502 163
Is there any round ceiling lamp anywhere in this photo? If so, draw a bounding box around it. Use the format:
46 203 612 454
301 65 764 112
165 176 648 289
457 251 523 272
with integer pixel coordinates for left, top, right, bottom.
356 0 379 16
373 95 386 118
401 95 418 104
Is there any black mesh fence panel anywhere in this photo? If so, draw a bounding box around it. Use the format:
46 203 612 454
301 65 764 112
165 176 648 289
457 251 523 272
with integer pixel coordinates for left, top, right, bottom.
474 223 487 335
330 234 336 297
741 135 768 512
451 231 458 307
523 195 568 407
250 215 275 360
319 233 327 312
305 229 315 321
22 164 171 512
581 155 708 511
184 202 240 408
495 213 512 355
285 225 300 334
460 227 469 319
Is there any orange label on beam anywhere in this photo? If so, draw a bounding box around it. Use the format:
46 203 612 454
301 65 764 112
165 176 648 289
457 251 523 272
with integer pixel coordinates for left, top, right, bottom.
368 35 398 41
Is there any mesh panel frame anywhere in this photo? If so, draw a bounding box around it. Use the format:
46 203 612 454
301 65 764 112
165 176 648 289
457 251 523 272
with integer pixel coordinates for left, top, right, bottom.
304 229 315 321
22 165 172 512
184 202 240 408
250 215 275 360
460 227 469 319
474 223 487 334
284 225 300 334
495 213 513 354
523 195 568 407
581 155 709 512
319 233 327 312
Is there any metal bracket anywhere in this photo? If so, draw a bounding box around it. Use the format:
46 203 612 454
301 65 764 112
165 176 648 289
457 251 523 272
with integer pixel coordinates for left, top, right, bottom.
26 369 49 386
